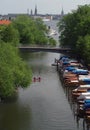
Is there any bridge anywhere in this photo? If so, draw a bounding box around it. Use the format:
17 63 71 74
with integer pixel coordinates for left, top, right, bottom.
19 46 72 54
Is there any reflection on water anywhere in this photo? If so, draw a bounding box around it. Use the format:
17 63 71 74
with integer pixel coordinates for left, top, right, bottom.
0 100 32 130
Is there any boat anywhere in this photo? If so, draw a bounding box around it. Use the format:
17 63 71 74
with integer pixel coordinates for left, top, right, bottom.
42 18 50 21
48 29 58 36
33 77 41 82
56 55 90 125
63 73 79 87
72 85 90 99
51 63 57 66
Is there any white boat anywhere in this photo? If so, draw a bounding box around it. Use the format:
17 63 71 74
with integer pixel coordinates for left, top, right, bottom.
42 18 50 22
48 29 58 36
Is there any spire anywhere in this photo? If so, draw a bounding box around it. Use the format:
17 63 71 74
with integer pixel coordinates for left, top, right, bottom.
27 8 29 15
61 7 64 16
31 9 33 15
34 5 37 15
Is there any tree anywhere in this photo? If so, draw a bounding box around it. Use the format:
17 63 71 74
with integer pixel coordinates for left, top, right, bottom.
58 4 90 64
0 24 19 46
48 37 57 46
0 43 32 98
58 5 90 49
76 35 90 63
35 18 48 33
13 15 48 45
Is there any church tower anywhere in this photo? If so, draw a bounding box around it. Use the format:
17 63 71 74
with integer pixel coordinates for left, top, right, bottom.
34 5 37 15
31 9 33 15
27 8 29 15
61 7 64 17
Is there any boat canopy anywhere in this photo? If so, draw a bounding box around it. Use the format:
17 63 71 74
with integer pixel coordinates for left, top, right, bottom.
65 66 76 71
69 59 78 63
84 99 90 103
60 57 69 62
69 62 81 66
79 85 90 88
62 61 70 65
80 92 90 95
84 102 90 110
77 93 90 100
72 69 88 75
84 96 90 99
70 80 79 83
59 56 69 60
79 74 90 80
79 78 90 81
73 86 90 91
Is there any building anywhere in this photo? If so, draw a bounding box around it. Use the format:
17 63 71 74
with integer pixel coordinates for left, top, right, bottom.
0 19 11 25
34 5 37 15
0 5 65 21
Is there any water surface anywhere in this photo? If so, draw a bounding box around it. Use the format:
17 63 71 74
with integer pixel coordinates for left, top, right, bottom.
0 52 83 130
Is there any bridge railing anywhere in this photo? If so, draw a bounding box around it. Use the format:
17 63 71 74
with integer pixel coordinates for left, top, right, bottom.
18 45 72 54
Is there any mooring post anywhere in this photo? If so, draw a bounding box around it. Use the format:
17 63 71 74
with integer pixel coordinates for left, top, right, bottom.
57 61 58 71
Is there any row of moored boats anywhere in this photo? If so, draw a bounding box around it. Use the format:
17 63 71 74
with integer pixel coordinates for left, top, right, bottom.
56 55 90 127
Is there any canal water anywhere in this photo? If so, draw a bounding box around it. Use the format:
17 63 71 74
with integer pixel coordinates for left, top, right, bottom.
0 20 84 130
0 52 84 130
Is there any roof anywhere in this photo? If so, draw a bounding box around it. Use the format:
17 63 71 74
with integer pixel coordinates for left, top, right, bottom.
0 20 11 25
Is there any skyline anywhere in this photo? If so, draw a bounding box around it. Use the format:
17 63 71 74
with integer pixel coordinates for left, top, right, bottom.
0 0 90 15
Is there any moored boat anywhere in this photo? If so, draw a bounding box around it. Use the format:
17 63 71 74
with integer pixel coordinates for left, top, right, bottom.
55 55 90 126
72 85 90 99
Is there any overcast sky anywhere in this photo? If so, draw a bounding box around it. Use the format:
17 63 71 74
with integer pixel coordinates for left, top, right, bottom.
0 0 90 15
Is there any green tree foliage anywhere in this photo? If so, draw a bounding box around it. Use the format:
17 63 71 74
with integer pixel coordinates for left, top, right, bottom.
48 37 57 46
0 24 19 46
12 15 35 44
58 4 90 63
76 35 90 63
35 18 48 33
58 5 90 48
0 43 32 98
0 25 6 42
13 15 48 45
